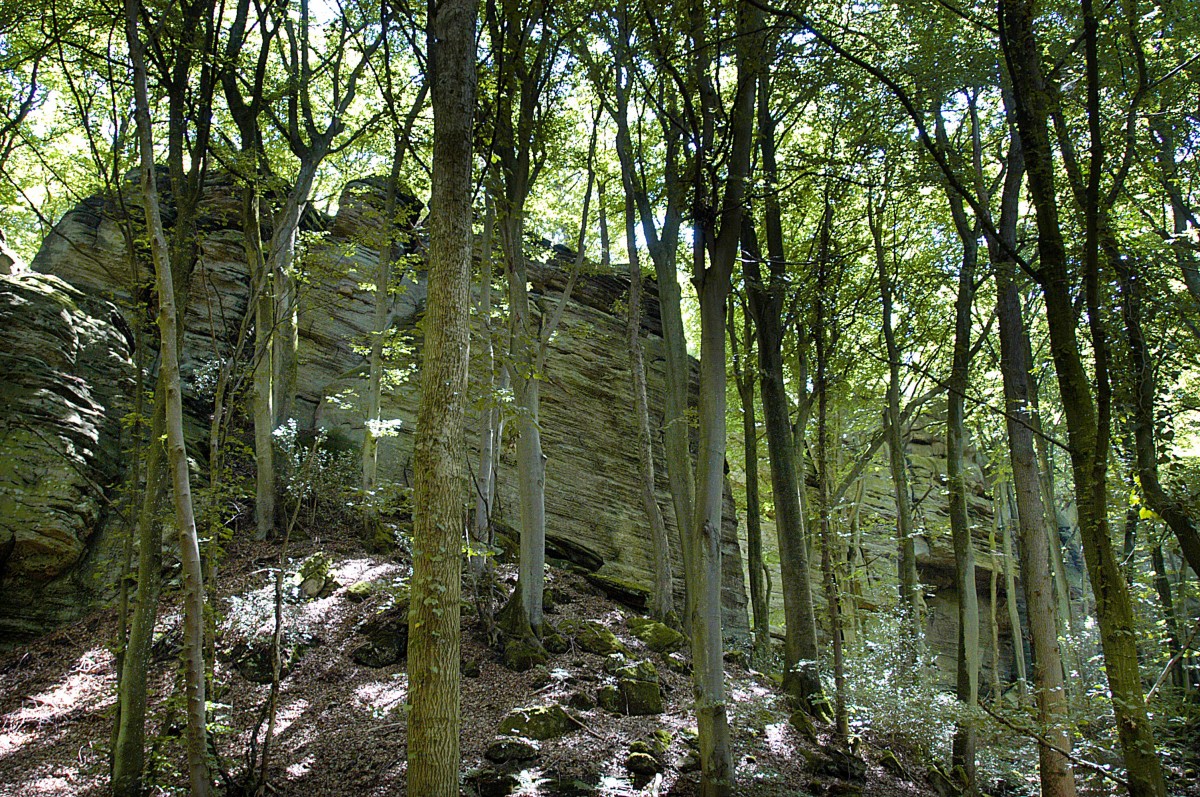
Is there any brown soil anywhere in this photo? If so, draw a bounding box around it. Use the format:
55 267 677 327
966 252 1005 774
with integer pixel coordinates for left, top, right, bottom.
0 536 952 796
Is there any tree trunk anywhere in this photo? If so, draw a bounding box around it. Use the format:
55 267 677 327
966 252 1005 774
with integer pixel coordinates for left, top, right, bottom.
406 0 475 790
729 294 768 664
125 3 210 790
871 203 924 660
626 196 674 622
747 64 825 711
943 182 980 791
999 1 1166 791
999 484 1028 697
111 396 167 797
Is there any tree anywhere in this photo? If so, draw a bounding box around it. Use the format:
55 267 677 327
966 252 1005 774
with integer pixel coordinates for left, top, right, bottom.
123 0 211 792
999 0 1166 792
405 0 476 790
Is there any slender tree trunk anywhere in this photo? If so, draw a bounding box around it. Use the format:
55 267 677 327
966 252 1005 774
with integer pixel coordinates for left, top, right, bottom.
747 64 826 711
999 484 1028 697
626 196 674 622
943 181 980 791
246 186 276 542
999 2 1166 791
871 204 924 660
815 312 847 739
406 0 475 789
125 4 209 791
745 226 824 711
729 295 767 663
111 397 167 797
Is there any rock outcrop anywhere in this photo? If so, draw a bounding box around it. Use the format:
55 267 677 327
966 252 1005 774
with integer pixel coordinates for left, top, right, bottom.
7 174 750 641
0 272 134 638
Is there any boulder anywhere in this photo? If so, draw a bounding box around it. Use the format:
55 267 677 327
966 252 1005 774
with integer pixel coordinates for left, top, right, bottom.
597 660 663 716
497 705 578 741
484 736 540 764
575 621 628 655
628 616 686 653
351 600 409 668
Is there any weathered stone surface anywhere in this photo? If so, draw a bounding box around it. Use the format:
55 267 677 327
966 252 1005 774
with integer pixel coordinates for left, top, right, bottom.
0 272 134 641
574 621 628 656
17 175 751 641
628 616 685 653
597 659 663 716
485 736 540 764
351 598 410 668
497 705 577 741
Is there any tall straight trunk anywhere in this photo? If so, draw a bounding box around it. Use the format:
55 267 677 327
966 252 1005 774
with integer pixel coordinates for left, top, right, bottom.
729 295 767 663
406 0 475 790
744 234 824 709
942 168 980 790
605 15 694 600
627 205 674 622
815 307 847 739
747 63 825 710
1151 543 1189 691
988 504 1002 699
1000 2 1166 792
684 2 759 791
472 200 499 585
999 484 1029 696
246 186 276 542
125 4 209 791
362 140 404 542
871 205 924 656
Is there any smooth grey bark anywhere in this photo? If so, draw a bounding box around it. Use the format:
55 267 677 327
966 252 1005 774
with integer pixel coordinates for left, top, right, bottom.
746 62 826 711
602 9 695 606
683 1 760 791
939 106 981 786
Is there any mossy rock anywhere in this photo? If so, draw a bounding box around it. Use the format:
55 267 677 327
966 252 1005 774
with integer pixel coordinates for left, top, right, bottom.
497 704 577 741
485 736 540 764
628 616 686 653
351 605 409 667
584 572 650 610
543 630 570 655
567 690 595 711
294 552 337 599
664 652 691 674
630 729 671 758
879 749 906 778
576 621 628 655
230 638 310 684
469 767 520 797
788 709 819 744
815 744 867 782
624 751 662 776
345 578 409 605
462 659 482 678
597 676 663 716
502 638 548 672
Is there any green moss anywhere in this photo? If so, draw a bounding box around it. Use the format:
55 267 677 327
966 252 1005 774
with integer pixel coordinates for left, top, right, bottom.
628 616 686 653
497 705 577 741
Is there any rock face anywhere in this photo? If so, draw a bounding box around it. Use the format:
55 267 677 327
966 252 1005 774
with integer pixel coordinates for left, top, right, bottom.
0 272 134 639
9 175 750 641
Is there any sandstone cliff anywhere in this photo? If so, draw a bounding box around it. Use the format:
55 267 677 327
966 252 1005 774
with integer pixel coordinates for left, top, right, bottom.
6 175 749 641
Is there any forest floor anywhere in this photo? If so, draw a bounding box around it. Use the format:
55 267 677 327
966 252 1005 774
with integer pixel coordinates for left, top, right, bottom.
0 534 1179 797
